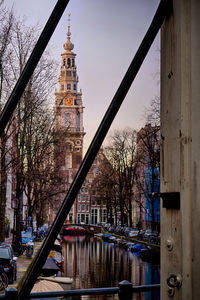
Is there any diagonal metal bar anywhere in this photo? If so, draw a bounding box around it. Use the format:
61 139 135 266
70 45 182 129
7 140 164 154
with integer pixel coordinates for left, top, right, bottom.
18 0 170 298
0 0 70 136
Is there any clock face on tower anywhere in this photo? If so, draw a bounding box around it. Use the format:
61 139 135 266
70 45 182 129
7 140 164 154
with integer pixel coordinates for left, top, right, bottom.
65 97 73 106
64 112 70 127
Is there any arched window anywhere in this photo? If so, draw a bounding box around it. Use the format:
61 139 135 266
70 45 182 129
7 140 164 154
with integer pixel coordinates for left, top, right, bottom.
63 58 66 66
67 58 71 68
72 58 75 67
66 143 73 152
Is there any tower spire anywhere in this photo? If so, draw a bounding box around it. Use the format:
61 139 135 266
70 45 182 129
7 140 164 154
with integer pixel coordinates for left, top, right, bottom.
67 13 71 40
64 13 74 52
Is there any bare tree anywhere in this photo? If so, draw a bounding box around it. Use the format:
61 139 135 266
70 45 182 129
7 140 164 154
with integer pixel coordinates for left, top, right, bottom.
144 96 160 127
106 128 138 227
92 129 138 227
0 15 65 244
0 2 13 242
90 149 116 225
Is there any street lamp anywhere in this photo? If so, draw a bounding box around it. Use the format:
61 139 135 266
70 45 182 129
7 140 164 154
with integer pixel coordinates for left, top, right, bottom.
11 197 22 255
11 197 18 244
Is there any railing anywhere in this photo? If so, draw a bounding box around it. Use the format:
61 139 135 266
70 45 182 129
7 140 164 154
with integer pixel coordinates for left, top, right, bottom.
0 281 160 300
0 0 171 298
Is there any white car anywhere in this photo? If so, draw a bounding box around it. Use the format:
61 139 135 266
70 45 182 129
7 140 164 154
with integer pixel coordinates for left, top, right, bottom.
128 229 139 238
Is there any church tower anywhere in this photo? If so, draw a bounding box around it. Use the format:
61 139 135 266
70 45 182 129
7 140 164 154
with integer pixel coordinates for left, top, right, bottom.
53 15 85 222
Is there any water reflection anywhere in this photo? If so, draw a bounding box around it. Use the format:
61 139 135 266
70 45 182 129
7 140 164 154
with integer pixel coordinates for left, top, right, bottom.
62 235 160 299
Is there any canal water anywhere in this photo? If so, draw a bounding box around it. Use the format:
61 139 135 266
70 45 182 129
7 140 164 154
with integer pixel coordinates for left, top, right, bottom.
61 235 160 300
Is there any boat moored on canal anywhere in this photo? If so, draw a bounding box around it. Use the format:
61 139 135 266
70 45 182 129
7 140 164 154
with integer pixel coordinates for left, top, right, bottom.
62 225 87 236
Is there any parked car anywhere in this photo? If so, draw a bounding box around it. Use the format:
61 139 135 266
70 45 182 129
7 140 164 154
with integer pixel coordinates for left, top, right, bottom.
108 225 116 233
137 230 146 240
103 223 111 231
0 244 17 283
0 243 15 257
148 231 159 244
143 229 153 241
123 227 132 237
128 228 139 238
115 225 123 235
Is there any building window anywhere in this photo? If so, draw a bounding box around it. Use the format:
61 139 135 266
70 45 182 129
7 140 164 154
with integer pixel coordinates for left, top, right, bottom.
77 214 80 223
67 84 71 90
86 205 89 212
75 99 80 105
63 58 66 66
78 205 81 212
81 205 85 211
73 71 76 77
67 58 71 68
91 209 98 224
81 214 85 223
83 195 89 201
66 143 73 152
72 58 75 67
86 214 89 224
102 209 107 223
73 84 77 91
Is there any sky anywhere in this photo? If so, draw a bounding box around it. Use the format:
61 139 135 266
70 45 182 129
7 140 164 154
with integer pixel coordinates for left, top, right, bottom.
5 0 160 153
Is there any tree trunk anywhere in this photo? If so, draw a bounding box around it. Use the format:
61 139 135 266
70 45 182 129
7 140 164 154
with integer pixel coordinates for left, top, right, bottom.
15 172 22 245
0 131 7 242
128 197 133 227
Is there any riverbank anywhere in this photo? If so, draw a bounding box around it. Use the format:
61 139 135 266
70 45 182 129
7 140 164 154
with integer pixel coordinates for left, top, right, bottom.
99 231 160 264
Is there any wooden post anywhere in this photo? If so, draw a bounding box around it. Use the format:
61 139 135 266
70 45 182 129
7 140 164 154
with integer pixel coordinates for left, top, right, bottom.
161 0 200 299
5 288 18 300
118 280 132 300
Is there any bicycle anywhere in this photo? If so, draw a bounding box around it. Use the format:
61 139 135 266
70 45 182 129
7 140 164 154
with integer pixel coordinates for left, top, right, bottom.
0 266 8 291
